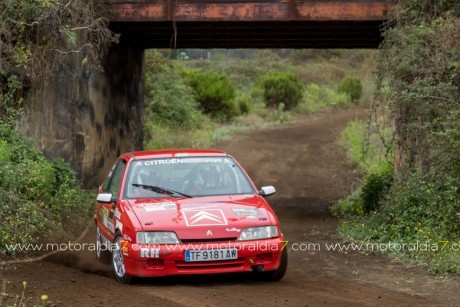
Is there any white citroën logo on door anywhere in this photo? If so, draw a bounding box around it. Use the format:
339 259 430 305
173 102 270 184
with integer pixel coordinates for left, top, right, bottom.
206 230 213 236
183 209 228 226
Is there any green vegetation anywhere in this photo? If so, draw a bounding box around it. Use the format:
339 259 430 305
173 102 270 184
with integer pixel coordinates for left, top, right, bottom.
338 76 362 101
0 0 117 82
296 83 352 113
333 120 393 216
334 0 460 274
237 94 251 115
145 69 204 130
255 71 303 110
0 0 112 257
143 49 375 150
182 69 238 122
339 120 392 174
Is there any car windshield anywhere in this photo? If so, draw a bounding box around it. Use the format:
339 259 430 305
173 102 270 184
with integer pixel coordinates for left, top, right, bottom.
124 156 256 199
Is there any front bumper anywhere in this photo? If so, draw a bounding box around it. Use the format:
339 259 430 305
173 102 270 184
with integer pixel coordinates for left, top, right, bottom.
121 238 285 277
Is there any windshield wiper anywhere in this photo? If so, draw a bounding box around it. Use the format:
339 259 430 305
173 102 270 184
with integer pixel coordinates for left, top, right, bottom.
132 183 192 198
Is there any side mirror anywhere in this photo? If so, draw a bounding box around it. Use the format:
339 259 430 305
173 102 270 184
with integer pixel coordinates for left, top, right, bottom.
259 186 276 197
97 193 117 204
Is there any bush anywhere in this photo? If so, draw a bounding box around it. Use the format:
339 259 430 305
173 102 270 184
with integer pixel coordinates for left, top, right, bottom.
332 188 365 217
360 168 393 213
296 83 351 113
256 71 303 110
183 69 238 122
290 49 345 63
145 69 204 130
144 121 214 150
339 173 460 273
332 164 393 217
238 94 251 115
275 103 287 124
382 174 460 244
338 76 362 101
0 126 91 255
0 72 24 128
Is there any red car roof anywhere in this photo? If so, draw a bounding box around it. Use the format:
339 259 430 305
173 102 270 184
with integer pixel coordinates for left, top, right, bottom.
125 149 228 160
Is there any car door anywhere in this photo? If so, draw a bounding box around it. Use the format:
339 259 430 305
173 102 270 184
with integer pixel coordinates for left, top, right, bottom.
97 159 127 242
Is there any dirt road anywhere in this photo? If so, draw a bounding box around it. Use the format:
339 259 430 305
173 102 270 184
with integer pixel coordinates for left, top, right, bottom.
1 108 459 306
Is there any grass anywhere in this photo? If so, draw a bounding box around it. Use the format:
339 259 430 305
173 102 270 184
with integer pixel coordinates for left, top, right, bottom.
296 84 352 113
339 120 392 174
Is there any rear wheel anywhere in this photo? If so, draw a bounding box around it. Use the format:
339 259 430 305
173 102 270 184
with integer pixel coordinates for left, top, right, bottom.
261 248 288 281
111 234 132 284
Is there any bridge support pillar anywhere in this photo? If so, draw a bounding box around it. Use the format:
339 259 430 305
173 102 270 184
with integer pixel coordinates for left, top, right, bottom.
18 46 145 188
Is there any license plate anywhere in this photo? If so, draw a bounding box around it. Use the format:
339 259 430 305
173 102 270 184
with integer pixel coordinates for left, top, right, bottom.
185 249 238 262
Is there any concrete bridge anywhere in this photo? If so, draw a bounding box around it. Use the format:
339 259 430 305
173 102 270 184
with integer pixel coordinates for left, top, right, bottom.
19 1 395 187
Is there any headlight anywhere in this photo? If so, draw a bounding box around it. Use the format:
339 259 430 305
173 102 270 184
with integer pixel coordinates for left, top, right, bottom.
136 232 180 244
237 226 279 241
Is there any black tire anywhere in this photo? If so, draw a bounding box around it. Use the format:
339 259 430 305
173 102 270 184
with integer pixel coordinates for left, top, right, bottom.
96 226 110 264
111 233 132 284
261 248 288 282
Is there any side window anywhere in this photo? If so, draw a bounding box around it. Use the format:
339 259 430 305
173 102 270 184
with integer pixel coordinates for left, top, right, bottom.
102 162 118 192
107 160 127 196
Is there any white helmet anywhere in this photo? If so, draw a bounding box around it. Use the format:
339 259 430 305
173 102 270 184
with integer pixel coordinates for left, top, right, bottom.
138 168 161 185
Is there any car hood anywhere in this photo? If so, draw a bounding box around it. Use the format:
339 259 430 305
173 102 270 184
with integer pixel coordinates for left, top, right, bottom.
127 195 274 240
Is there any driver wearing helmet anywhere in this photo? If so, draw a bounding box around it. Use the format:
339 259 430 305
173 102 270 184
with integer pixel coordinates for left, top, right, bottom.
132 167 161 197
139 168 161 186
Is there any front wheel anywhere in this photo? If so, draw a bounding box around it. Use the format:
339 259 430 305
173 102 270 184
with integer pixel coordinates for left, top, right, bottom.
111 234 132 284
260 248 288 281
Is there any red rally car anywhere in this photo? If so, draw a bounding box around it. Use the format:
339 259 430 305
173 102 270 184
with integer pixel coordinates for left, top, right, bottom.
95 149 287 283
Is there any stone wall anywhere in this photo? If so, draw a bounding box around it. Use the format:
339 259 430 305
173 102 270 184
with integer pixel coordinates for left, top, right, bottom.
18 45 145 188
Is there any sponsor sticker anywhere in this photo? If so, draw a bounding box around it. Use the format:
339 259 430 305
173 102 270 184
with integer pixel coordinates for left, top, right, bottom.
100 208 109 227
133 158 223 166
232 208 262 217
183 204 218 210
107 221 115 234
140 248 160 258
144 203 176 212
